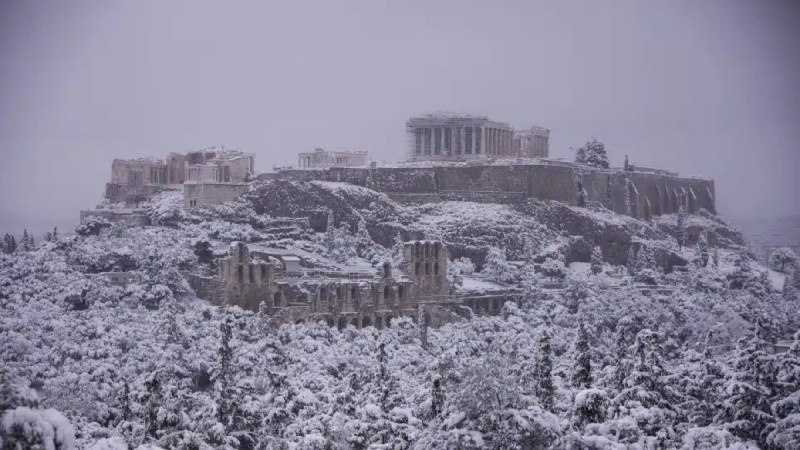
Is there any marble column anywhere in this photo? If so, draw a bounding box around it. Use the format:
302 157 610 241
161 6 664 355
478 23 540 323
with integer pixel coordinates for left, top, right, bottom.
439 127 445 155
459 127 465 155
428 128 434 155
480 126 486 155
471 127 478 154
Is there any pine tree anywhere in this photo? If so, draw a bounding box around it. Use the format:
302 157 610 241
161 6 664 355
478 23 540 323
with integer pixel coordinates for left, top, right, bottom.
431 378 444 418
21 230 30 252
590 246 603 275
617 329 672 410
533 330 555 411
677 206 686 251
52 226 58 241
572 321 592 389
770 247 797 273
377 343 399 414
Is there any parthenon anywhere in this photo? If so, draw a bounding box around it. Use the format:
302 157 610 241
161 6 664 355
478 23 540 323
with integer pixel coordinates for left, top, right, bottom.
406 113 549 161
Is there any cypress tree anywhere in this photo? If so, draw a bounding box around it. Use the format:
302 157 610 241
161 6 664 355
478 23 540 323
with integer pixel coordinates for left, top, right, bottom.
572 321 593 389
533 330 555 410
590 246 603 275
418 304 428 349
431 378 444 418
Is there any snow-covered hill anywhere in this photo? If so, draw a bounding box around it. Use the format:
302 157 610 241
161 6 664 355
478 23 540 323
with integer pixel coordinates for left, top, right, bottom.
1 180 798 449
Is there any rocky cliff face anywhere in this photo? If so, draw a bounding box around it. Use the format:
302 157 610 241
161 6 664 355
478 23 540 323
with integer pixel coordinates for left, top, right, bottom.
238 180 745 272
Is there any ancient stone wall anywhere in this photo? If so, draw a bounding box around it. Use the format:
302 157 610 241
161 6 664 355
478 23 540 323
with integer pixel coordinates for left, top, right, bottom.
278 163 715 218
184 183 249 208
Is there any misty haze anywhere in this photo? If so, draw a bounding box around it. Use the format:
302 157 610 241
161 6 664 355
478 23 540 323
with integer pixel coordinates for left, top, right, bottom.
1 1 799 449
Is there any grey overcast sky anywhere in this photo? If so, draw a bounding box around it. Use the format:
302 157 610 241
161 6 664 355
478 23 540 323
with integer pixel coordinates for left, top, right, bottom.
1 0 798 235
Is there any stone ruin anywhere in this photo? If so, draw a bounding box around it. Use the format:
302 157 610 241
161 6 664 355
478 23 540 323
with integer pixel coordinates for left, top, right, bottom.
187 240 514 328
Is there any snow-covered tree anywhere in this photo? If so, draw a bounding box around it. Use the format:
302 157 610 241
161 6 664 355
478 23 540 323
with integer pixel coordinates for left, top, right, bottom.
572 321 593 389
325 209 335 250
0 379 76 450
482 246 517 283
590 246 603 275
540 256 566 282
391 232 405 268
712 247 720 269
770 247 797 273
677 205 687 251
215 318 236 431
75 215 112 236
418 304 429 348
613 316 637 390
717 329 778 447
697 231 710 267
431 378 444 419
1 233 16 254
575 138 610 169
533 330 555 411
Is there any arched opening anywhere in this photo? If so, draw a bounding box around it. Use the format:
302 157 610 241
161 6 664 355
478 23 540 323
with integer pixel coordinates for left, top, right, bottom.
382 262 391 278
361 316 373 328
375 316 384 330
415 262 420 275
415 242 422 258
434 243 441 258
237 266 243 283
273 291 282 307
295 319 305 325
383 285 391 302
425 262 430 275
351 286 358 300
424 312 431 327
397 285 404 300
338 317 348 331
434 262 439 275
386 315 393 328
350 317 360 329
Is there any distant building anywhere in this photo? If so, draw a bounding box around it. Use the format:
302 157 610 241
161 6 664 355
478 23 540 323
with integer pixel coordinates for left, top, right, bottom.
406 113 549 161
103 146 255 208
297 148 369 169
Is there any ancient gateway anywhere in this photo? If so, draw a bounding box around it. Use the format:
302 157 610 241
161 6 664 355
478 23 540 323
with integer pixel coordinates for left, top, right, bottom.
188 240 474 328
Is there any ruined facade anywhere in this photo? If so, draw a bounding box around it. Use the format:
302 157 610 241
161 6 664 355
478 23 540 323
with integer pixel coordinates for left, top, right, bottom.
513 126 550 158
191 240 469 328
297 148 369 169
103 146 255 208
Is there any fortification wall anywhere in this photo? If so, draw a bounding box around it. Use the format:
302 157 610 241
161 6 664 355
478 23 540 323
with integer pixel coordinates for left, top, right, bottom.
278 163 715 217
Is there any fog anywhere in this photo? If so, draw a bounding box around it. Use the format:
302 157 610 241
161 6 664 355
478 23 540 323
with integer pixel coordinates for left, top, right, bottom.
1 0 798 236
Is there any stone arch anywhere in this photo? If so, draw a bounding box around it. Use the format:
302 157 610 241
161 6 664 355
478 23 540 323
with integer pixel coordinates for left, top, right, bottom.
425 262 430 275
382 262 391 278
375 316 384 330
326 317 334 327
337 317 348 330
362 316 373 328
383 284 392 302
350 316 360 328
434 262 439 275
295 319 305 325
386 315 393 328
273 291 282 307
424 311 432 326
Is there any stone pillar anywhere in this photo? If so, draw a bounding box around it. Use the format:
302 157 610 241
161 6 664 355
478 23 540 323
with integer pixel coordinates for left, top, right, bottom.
471 127 478 154
439 127 445 155
459 127 465 155
480 126 486 155
428 128 435 156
